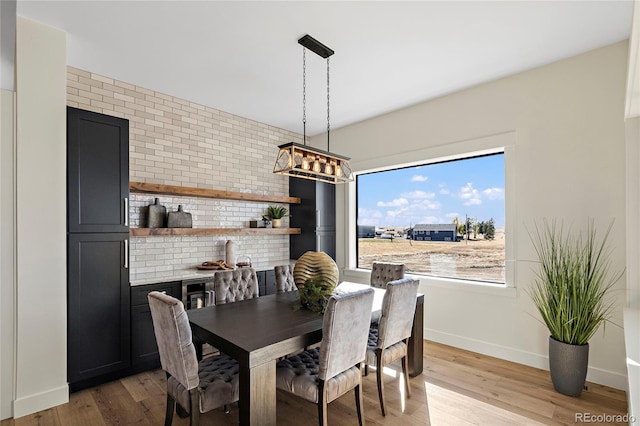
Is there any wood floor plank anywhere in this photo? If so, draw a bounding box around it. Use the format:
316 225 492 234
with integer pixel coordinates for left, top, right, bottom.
12 409 59 426
89 379 151 425
55 389 105 426
3 341 628 426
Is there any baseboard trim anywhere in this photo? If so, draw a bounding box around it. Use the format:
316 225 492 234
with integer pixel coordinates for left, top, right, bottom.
425 329 628 390
12 384 68 418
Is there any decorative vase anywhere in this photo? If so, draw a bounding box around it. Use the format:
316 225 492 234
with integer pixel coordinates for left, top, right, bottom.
548 336 589 397
271 218 282 228
147 198 166 228
225 240 235 266
293 251 338 291
167 205 193 228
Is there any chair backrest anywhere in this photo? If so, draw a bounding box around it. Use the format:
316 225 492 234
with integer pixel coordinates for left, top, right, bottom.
376 278 420 349
214 268 259 304
147 291 199 390
370 261 405 289
274 264 297 292
318 288 375 381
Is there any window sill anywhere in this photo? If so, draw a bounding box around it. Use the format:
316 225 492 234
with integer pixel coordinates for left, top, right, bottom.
341 268 517 298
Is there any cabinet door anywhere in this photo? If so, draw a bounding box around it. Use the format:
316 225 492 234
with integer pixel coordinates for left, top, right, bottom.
68 233 130 385
264 269 276 295
67 107 129 233
316 181 335 231
289 177 336 259
131 281 180 370
256 270 266 296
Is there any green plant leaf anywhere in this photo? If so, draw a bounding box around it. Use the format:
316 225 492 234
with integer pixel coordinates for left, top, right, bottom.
527 219 622 345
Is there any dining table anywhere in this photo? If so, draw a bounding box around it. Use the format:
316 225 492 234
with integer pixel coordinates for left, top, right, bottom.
188 281 424 426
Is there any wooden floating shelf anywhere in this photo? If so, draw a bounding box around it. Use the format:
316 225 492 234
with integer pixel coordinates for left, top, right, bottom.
130 182 301 204
130 227 302 237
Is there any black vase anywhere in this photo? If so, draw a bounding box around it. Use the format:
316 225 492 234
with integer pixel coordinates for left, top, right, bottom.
548 336 589 397
147 198 166 228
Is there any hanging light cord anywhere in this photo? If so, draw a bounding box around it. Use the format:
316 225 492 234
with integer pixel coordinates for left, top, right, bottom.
302 47 307 145
326 57 330 152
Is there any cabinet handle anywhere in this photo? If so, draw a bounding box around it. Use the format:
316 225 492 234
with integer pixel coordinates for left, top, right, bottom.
124 239 129 269
124 197 129 227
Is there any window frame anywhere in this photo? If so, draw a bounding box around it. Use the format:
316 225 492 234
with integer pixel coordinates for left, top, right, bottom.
341 131 516 293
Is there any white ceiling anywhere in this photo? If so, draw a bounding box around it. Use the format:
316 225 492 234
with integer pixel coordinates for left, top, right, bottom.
17 1 634 135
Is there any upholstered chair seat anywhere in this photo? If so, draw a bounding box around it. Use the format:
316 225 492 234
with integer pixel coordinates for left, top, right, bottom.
213 268 259 304
276 288 375 426
274 264 297 292
364 278 419 416
148 291 240 425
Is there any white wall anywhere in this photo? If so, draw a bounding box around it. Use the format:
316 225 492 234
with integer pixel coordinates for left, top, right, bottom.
0 0 16 420
317 41 629 389
0 90 15 421
13 17 67 417
624 0 640 419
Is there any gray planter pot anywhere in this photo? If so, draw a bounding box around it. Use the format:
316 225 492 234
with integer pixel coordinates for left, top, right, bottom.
548 336 589 397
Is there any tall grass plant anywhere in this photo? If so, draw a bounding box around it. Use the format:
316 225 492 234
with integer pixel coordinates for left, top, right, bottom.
528 220 622 345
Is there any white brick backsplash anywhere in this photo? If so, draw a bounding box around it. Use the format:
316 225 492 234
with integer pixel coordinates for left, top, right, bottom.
68 66 297 281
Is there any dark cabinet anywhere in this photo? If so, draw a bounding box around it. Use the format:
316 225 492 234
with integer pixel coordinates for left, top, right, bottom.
67 233 130 389
289 178 336 259
67 107 129 233
67 107 130 391
131 282 181 370
257 269 276 296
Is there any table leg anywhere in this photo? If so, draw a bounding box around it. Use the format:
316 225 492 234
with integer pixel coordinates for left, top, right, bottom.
239 359 277 426
408 301 424 377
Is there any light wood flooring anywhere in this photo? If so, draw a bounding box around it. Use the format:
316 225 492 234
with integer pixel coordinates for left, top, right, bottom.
2 341 628 425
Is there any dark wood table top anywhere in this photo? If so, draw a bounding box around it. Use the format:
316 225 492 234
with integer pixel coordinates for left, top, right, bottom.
188 291 324 367
187 282 424 368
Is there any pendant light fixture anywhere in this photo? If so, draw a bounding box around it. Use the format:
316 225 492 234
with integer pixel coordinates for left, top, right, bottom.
273 34 353 184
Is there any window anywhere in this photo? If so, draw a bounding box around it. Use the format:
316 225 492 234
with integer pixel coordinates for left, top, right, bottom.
356 153 505 284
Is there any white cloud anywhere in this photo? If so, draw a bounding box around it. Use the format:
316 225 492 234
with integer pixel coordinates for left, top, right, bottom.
483 187 504 200
376 198 408 207
400 190 435 199
411 175 428 182
458 182 482 206
357 208 383 226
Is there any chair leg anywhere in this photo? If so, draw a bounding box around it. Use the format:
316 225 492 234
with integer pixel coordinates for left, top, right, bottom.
317 379 328 426
363 364 369 376
401 349 411 398
376 349 386 416
164 391 175 426
189 388 200 426
224 404 229 414
164 372 175 426
355 364 365 426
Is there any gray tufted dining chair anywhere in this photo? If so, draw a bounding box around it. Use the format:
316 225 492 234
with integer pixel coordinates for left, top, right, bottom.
274 264 297 292
213 268 259 305
275 288 375 426
370 261 405 289
364 278 419 416
147 291 239 426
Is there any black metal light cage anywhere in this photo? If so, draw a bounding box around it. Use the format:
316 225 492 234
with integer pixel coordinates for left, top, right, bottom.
273 35 354 184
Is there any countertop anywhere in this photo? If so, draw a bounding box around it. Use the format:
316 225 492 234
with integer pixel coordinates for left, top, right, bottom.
129 259 296 286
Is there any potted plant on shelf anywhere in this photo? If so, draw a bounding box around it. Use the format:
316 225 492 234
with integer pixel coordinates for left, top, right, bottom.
266 205 288 228
528 219 622 397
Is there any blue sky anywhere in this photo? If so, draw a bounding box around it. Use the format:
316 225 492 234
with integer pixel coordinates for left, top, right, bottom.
357 153 505 228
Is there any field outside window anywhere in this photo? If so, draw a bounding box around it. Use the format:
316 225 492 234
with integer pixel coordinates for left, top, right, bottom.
356 153 505 284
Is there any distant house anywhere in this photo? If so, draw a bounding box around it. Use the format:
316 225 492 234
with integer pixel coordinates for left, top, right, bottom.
409 223 458 242
357 225 376 238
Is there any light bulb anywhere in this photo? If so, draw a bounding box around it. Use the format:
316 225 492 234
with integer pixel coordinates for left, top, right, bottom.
302 157 310 170
335 164 343 177
313 158 321 173
324 162 333 175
